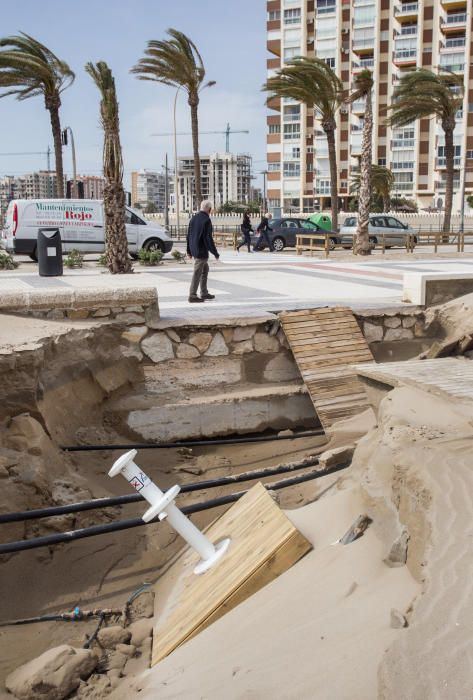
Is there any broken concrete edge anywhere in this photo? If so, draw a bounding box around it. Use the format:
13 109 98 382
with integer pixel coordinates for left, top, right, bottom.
0 287 159 322
153 312 278 329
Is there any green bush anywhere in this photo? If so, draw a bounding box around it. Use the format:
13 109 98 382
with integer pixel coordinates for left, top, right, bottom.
64 249 84 268
138 248 163 266
0 251 19 270
171 249 187 263
97 253 108 267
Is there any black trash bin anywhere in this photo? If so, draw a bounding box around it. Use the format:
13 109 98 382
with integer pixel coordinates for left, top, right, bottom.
37 228 63 277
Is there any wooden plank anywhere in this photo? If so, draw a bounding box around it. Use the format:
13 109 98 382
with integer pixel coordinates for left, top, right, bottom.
280 307 374 429
151 484 312 666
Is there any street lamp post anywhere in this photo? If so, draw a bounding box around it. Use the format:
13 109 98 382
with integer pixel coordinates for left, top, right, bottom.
62 126 77 197
261 170 268 214
173 87 181 238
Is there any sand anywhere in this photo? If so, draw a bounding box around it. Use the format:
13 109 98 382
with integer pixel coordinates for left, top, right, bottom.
106 384 473 700
109 486 418 700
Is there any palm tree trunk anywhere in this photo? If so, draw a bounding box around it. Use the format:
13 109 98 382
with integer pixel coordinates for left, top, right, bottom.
189 95 202 209
442 123 455 236
103 182 132 274
323 123 338 233
48 103 65 198
383 193 390 213
354 90 373 255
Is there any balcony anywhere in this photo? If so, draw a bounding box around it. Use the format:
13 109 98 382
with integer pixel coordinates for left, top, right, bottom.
352 57 375 72
393 48 417 65
392 138 415 149
392 161 415 170
351 99 367 114
283 113 301 122
439 61 465 72
444 37 466 49
440 0 467 5
351 132 363 155
441 12 467 32
352 37 375 53
314 182 331 195
394 3 419 22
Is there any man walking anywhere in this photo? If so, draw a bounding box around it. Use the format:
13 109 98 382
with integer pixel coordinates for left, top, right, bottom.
255 212 274 252
187 200 219 303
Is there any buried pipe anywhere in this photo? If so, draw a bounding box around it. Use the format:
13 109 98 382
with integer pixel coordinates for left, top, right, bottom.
0 455 322 524
60 428 326 452
0 461 350 555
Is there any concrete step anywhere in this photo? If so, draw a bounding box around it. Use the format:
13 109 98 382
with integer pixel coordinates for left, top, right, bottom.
105 382 319 442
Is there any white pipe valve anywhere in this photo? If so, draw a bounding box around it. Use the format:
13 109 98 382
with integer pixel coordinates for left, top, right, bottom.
108 449 230 575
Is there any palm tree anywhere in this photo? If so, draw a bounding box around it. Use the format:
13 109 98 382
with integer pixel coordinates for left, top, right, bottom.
85 61 131 274
263 57 343 232
346 70 374 255
386 68 464 234
0 33 74 198
351 164 394 213
131 29 215 209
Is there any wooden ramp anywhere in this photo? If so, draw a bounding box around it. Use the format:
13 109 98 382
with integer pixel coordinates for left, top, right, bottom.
151 483 311 666
279 307 374 429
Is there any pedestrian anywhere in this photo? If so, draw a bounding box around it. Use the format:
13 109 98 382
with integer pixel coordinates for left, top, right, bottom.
255 212 274 251
186 200 219 303
236 210 254 253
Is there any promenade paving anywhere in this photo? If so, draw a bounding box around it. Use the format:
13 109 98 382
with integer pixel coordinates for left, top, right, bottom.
2 250 473 320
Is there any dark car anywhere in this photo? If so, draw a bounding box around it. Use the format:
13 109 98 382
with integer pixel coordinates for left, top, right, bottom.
250 218 341 252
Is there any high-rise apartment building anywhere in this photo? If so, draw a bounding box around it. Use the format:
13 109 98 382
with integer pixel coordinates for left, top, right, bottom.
131 169 168 211
177 153 252 212
266 0 472 214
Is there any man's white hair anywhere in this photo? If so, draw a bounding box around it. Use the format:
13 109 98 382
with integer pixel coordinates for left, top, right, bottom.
265 212 272 218
200 200 213 212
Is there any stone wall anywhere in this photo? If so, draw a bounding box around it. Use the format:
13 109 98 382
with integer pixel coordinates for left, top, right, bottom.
354 307 431 344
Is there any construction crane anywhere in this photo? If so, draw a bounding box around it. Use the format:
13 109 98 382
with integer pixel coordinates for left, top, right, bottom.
151 123 249 153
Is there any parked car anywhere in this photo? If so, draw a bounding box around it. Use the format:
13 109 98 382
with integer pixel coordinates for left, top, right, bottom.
340 215 417 249
1 199 173 261
250 217 341 252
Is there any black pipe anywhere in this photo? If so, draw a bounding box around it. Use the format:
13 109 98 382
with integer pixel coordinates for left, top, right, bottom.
0 462 349 554
0 457 321 524
61 429 325 452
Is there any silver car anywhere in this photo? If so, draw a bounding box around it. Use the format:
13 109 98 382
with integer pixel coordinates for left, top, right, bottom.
340 215 417 249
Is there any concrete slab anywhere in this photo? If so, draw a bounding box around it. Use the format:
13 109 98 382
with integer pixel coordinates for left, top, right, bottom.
403 272 473 305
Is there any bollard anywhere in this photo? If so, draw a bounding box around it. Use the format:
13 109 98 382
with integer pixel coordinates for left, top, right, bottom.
108 450 230 574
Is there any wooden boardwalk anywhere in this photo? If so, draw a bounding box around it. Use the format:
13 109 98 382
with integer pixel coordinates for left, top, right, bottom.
280 307 374 429
354 357 473 403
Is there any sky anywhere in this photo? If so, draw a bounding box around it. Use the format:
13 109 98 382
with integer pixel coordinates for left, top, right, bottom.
0 0 268 189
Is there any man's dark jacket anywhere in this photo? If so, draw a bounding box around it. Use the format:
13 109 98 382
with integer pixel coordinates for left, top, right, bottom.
186 211 219 260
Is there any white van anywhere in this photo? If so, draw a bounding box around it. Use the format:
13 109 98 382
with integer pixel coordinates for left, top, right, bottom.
1 199 173 260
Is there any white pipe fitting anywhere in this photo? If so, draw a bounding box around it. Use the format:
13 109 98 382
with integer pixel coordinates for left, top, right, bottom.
109 449 230 574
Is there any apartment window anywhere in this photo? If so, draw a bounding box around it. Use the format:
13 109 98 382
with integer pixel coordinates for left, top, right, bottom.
316 0 336 15
437 145 461 167
268 162 281 171
268 10 281 21
284 123 301 140
284 46 301 61
269 199 280 207
392 150 415 169
284 8 301 25
445 37 465 49
284 144 301 159
467 150 473 160
283 162 301 177
353 28 375 48
440 52 465 72
283 105 301 122
393 172 414 190
324 57 336 68
353 5 376 26
378 158 386 166
269 124 281 134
